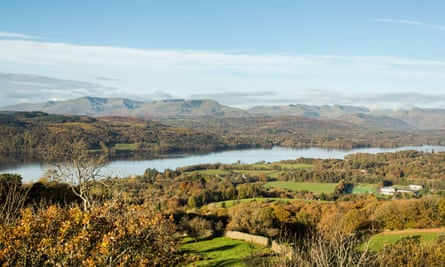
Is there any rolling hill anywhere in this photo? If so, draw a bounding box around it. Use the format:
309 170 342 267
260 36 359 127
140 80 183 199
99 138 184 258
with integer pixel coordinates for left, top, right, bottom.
3 97 249 119
3 97 445 130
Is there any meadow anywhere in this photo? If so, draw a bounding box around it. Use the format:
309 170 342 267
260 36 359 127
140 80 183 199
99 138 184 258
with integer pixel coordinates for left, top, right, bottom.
186 162 313 179
181 237 270 267
367 228 445 251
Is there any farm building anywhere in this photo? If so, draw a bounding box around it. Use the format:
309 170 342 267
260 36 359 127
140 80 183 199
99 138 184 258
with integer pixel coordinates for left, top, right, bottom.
379 185 423 196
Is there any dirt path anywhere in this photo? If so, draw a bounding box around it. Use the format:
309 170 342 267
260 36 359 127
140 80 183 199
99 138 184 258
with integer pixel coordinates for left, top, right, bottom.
382 228 445 235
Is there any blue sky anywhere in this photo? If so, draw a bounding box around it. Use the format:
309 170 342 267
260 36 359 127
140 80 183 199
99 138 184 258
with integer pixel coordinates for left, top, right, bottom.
1 0 445 109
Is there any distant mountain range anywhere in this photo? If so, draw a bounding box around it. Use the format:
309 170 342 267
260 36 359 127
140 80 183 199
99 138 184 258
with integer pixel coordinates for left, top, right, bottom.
2 96 445 130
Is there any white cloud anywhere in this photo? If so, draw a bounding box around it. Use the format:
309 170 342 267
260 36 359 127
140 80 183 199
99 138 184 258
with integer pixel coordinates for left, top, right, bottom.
1 38 445 108
373 18 424 26
372 18 445 30
187 90 445 110
0 31 42 39
0 72 118 106
1 39 445 72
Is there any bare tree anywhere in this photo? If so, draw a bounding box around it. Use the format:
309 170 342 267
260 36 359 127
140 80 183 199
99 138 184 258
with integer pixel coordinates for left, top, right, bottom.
0 174 29 225
50 140 108 212
247 228 375 267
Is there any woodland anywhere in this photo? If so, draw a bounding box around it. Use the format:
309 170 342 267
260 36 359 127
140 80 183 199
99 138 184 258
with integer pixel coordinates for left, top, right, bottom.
1 111 445 266
1 111 445 160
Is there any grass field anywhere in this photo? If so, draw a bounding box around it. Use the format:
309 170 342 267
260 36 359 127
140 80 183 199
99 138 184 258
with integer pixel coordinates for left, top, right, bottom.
264 181 337 193
367 229 445 251
352 184 376 194
181 237 270 267
185 163 313 178
112 143 136 151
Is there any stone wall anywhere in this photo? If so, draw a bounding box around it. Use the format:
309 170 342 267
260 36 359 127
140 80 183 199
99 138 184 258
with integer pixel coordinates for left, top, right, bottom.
224 230 293 258
224 230 270 247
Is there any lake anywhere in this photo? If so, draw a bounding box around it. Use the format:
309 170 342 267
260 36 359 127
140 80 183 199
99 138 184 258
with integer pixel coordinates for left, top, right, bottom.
1 145 444 182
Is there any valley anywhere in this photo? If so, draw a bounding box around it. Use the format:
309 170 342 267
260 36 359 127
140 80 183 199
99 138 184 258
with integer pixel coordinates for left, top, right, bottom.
1 102 445 266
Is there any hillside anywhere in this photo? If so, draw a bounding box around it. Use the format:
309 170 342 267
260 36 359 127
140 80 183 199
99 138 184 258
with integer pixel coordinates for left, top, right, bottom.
2 97 249 119
0 111 266 159
248 104 436 130
372 108 445 130
3 97 445 130
248 104 370 119
162 116 444 149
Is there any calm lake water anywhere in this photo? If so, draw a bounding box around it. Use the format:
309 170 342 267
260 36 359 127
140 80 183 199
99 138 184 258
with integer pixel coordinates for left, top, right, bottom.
1 145 445 182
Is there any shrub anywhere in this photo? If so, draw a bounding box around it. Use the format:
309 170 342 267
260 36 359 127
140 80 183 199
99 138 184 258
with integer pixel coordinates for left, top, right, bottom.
0 203 181 266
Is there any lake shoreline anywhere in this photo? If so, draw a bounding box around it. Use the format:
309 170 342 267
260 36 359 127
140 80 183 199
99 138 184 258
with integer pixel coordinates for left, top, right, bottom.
2 145 445 183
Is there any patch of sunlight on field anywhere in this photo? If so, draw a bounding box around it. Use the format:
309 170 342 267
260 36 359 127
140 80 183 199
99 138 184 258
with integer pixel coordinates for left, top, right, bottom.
367 231 444 251
181 237 269 267
352 184 376 194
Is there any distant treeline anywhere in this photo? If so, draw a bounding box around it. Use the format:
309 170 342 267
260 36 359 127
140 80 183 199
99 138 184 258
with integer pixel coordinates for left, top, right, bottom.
1 112 445 161
0 112 268 159
164 116 445 149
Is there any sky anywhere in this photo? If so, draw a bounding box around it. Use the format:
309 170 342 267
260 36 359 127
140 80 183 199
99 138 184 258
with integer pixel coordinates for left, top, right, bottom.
1 0 445 109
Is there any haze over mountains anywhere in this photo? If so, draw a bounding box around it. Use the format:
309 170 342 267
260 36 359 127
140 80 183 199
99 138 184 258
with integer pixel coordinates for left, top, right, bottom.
2 96 445 130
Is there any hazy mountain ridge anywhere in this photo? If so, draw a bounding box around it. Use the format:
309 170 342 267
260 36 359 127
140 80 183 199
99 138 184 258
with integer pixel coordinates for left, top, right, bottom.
2 97 445 130
248 104 370 119
3 97 249 119
248 104 443 130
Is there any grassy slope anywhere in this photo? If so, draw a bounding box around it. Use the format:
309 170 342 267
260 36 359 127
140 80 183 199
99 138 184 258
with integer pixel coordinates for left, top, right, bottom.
181 237 270 267
367 229 445 251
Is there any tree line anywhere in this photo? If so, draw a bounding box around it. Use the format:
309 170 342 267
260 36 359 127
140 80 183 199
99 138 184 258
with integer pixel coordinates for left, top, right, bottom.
2 112 445 162
0 112 268 160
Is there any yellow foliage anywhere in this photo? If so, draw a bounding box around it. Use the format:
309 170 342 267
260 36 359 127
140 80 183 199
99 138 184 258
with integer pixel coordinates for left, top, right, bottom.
0 203 180 266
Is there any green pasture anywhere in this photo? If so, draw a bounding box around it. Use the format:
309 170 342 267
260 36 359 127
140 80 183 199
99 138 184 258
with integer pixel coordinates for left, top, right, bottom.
185 162 313 178
367 231 445 251
352 184 376 194
264 181 337 193
181 237 270 267
112 143 136 151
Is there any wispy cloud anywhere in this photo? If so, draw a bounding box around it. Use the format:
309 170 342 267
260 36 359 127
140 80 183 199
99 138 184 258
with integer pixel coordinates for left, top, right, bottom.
0 31 42 39
372 18 445 30
0 72 118 105
1 38 445 108
93 76 124 82
187 90 445 110
1 39 445 73
1 71 444 110
355 92 445 109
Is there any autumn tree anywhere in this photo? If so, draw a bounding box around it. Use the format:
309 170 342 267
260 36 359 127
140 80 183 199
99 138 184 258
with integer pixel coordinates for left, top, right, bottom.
179 215 214 241
227 201 277 237
0 203 181 266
